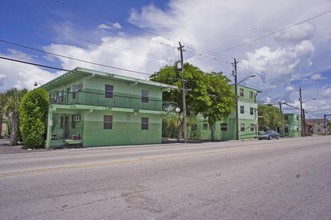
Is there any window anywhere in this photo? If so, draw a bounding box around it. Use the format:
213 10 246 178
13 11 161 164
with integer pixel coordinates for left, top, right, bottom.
285 127 289 133
104 115 113 129
203 123 209 130
72 84 82 99
141 117 149 130
250 91 254 99
250 124 255 131
220 123 227 132
105 84 114 98
240 123 245 131
240 106 244 114
142 90 149 103
240 88 244 97
58 90 64 103
250 107 254 115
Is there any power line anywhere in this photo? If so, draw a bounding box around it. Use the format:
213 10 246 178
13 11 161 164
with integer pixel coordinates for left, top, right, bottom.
0 39 151 76
0 56 69 71
127 23 234 63
216 10 331 54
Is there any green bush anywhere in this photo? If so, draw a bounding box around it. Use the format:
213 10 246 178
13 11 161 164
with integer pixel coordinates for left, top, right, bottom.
19 88 49 148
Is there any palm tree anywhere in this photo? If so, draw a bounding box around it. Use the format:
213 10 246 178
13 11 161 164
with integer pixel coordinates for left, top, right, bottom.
2 88 28 145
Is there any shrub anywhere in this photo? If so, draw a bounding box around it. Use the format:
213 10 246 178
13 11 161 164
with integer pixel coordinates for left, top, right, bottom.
19 88 49 148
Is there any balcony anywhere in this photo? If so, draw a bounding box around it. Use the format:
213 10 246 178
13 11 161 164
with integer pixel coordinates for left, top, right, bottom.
50 91 176 112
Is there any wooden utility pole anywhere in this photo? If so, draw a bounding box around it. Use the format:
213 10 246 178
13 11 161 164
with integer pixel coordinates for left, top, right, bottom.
232 58 239 140
299 87 304 137
178 42 187 143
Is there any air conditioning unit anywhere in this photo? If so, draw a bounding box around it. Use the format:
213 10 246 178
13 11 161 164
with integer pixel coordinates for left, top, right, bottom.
73 115 81 122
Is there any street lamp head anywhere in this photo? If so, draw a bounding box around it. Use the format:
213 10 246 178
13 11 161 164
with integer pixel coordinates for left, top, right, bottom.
250 74 256 78
34 82 41 87
176 61 182 70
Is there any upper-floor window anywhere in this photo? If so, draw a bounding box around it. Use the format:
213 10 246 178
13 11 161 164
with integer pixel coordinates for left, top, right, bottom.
240 88 244 97
250 91 254 99
220 123 227 132
250 107 254 115
240 106 244 114
142 90 149 103
58 90 64 103
105 84 114 99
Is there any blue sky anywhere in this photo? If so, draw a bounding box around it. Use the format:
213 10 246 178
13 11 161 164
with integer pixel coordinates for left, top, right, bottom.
1 0 331 118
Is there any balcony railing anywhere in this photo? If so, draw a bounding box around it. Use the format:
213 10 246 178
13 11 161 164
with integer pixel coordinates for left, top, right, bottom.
50 91 176 112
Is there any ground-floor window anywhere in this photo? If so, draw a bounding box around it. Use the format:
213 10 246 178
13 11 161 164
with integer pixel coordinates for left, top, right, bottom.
220 123 227 131
104 115 113 129
240 123 245 131
285 127 289 133
203 123 209 130
141 117 149 130
250 124 255 131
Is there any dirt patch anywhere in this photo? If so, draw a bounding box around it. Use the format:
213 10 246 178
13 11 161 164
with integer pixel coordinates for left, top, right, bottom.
0 139 46 154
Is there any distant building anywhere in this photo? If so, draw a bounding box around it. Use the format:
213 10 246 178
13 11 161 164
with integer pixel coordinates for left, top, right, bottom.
305 119 329 136
282 113 301 137
41 67 177 148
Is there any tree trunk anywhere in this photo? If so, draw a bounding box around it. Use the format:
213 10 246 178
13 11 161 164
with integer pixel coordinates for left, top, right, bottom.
9 111 19 146
210 122 216 142
177 124 182 142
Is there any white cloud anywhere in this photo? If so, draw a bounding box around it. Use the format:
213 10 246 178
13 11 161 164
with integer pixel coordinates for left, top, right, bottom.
97 24 111 30
274 23 316 43
97 22 122 30
286 86 294 91
0 50 55 90
310 73 323 80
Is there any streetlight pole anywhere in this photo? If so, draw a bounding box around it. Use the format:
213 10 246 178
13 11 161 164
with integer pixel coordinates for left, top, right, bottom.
232 58 255 141
233 58 239 140
299 87 316 137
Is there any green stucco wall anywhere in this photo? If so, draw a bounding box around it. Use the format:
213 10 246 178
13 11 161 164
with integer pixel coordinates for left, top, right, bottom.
82 110 162 147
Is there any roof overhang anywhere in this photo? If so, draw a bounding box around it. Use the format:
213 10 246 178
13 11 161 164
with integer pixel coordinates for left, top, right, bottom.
41 67 178 91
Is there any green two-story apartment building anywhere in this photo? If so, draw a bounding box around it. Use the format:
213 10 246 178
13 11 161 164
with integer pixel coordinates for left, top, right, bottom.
283 113 301 137
195 85 261 141
42 67 176 148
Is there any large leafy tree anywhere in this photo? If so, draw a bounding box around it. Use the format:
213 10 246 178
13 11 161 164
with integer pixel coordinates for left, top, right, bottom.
19 88 49 148
197 72 235 141
2 88 28 145
258 104 283 130
150 63 235 141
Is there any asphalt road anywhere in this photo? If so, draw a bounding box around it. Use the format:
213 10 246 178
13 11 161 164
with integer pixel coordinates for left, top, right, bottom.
1 136 331 220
